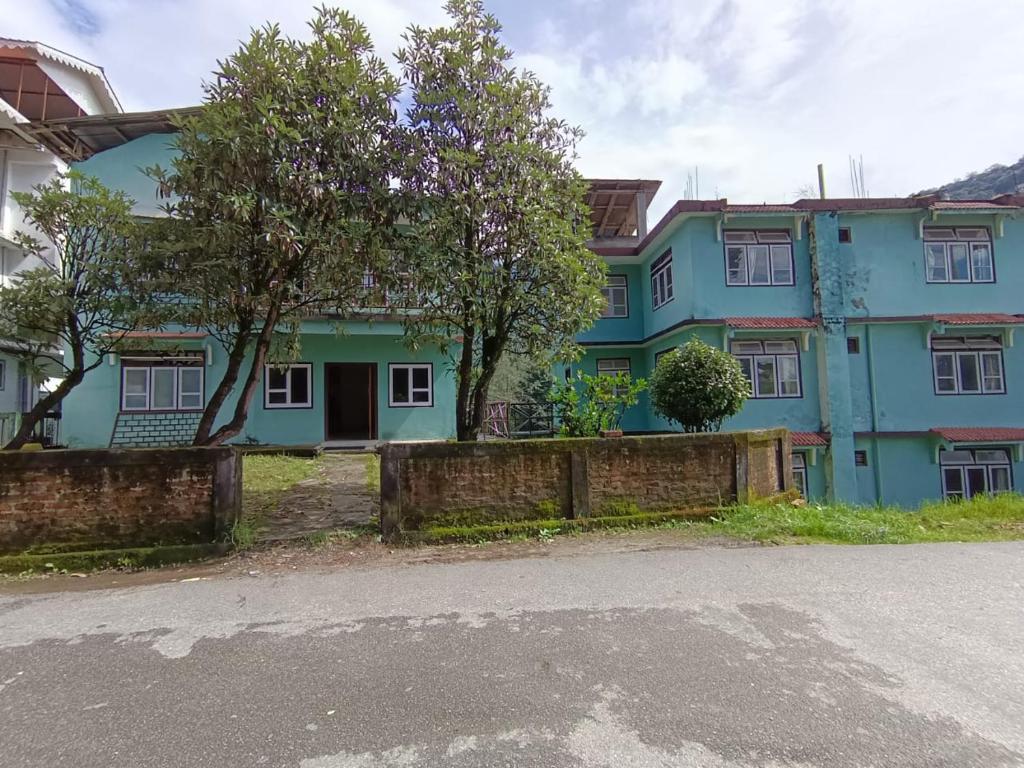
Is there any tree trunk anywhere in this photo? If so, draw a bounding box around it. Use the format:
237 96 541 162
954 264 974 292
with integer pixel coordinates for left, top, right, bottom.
201 305 281 446
466 334 502 441
192 321 253 445
3 368 84 450
455 326 476 441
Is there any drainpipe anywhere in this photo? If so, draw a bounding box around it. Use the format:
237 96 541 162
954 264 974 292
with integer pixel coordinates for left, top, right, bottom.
864 324 883 503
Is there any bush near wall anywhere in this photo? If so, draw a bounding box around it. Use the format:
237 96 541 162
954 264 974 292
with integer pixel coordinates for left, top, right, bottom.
379 429 791 540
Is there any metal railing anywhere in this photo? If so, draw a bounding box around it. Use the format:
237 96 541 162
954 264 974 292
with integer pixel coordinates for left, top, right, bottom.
485 401 554 439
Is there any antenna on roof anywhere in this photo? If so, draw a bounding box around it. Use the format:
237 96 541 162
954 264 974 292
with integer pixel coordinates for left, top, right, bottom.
848 154 869 198
817 163 826 199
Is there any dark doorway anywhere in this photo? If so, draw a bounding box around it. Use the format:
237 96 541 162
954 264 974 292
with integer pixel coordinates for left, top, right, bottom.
324 363 377 440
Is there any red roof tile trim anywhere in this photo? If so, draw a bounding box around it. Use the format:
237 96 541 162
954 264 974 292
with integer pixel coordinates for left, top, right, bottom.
933 313 1024 326
792 432 829 447
930 428 1024 443
725 317 817 329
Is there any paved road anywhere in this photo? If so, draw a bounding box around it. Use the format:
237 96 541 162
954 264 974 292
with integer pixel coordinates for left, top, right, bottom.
1 540 1023 767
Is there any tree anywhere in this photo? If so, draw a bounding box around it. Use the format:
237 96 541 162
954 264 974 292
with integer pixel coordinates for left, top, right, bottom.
148 8 401 446
649 338 749 433
0 173 150 449
394 0 606 441
551 370 646 437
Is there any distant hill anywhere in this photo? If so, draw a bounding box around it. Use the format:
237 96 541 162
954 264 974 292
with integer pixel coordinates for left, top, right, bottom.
920 156 1024 199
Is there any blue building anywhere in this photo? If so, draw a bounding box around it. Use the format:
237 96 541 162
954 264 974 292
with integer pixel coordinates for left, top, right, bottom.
577 181 1024 506
36 111 457 449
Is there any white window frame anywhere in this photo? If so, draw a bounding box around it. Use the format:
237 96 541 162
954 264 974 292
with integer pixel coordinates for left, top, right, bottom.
940 448 1013 499
597 358 631 396
264 363 313 409
724 230 795 286
601 274 629 318
121 364 204 412
650 251 674 309
730 339 802 399
931 337 1005 395
791 452 807 497
389 363 433 407
923 227 995 284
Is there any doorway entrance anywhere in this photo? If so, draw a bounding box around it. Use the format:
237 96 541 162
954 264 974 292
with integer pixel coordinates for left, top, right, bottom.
324 363 377 441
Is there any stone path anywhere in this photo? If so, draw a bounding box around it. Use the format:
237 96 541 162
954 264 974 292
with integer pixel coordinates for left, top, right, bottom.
257 453 379 541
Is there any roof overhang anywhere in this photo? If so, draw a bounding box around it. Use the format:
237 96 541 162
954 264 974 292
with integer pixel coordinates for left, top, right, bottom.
586 179 661 239
21 107 199 162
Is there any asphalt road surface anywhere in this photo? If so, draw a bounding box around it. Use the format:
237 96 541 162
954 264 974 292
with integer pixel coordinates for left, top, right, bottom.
1 540 1023 767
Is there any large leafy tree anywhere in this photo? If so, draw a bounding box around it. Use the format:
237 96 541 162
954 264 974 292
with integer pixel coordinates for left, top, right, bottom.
394 0 606 441
149 8 401 446
649 338 750 433
0 173 151 449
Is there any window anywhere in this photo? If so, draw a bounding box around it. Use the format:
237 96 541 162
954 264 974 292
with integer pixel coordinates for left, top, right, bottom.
600 274 628 318
923 227 994 284
931 337 1005 395
940 449 1013 499
791 453 807 497
264 363 312 409
390 363 433 407
121 362 204 412
0 359 5 390
724 230 794 286
597 358 631 396
838 227 852 243
730 340 801 398
654 348 674 368
846 336 860 354
854 450 868 467
650 250 673 309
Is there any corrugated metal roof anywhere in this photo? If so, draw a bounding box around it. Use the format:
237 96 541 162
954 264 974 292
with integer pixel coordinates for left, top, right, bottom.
930 427 1024 443
724 317 817 329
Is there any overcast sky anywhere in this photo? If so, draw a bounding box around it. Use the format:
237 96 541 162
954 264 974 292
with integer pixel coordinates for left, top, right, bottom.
6 0 1024 221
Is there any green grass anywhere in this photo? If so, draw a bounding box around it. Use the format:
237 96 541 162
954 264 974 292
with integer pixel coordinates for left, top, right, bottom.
407 493 1024 547
364 453 381 494
238 454 322 549
697 493 1024 545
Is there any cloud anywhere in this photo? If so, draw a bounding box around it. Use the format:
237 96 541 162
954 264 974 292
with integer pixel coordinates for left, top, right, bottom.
5 0 1024 222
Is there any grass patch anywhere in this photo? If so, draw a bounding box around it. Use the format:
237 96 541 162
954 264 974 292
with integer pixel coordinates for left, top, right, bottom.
0 543 230 575
403 493 1024 547
365 453 381 495
708 493 1024 545
238 453 323 549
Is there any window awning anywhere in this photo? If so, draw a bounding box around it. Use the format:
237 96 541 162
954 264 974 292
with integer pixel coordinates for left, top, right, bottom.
724 317 816 329
930 427 1024 443
792 431 829 447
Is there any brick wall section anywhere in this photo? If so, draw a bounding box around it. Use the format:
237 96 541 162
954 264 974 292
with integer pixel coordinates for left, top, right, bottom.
110 411 202 448
380 429 791 539
0 447 241 553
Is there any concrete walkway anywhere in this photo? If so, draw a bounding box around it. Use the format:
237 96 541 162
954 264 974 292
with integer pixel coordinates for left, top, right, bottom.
258 453 379 541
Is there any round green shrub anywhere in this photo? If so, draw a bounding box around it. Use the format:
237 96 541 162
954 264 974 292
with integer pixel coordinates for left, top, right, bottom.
649 337 750 432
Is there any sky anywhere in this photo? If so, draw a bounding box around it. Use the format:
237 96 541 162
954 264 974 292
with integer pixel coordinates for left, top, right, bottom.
5 0 1024 222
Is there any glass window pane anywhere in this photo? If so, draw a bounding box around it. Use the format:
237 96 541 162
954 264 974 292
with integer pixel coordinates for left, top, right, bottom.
970 243 993 282
966 467 987 498
412 367 430 389
949 243 970 281
925 243 948 282
958 353 980 392
152 368 176 409
990 466 1011 493
792 468 806 496
755 356 777 397
268 390 287 405
726 246 747 284
770 245 793 284
391 367 410 403
412 389 430 403
268 368 287 391
976 450 1009 464
290 366 309 405
764 341 797 353
981 352 1003 392
724 231 757 243
748 245 770 284
124 369 148 394
737 356 753 385
943 467 964 498
934 353 957 392
777 356 800 395
179 368 202 395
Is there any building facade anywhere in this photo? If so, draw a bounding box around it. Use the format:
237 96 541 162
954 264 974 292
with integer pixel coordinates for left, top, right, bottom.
0 39 121 444
576 183 1024 506
35 118 455 449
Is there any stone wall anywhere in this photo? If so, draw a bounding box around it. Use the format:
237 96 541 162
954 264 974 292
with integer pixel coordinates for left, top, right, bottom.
380 429 791 538
0 447 240 553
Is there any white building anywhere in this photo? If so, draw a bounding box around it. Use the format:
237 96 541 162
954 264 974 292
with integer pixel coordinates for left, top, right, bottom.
0 39 121 444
